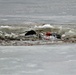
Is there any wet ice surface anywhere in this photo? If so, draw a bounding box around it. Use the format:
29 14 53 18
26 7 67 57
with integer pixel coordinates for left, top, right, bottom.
0 0 76 24
0 44 76 75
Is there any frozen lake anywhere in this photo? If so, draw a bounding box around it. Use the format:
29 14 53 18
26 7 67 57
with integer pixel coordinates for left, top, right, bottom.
0 44 76 75
0 0 76 24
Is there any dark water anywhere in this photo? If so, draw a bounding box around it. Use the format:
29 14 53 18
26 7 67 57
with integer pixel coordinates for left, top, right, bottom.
0 44 76 75
0 0 76 24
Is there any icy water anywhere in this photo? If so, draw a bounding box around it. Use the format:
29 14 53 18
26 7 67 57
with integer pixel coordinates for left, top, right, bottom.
0 1 76 74
0 44 76 75
0 0 76 24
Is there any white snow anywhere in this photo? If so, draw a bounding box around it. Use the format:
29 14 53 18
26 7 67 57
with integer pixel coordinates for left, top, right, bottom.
0 44 76 75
